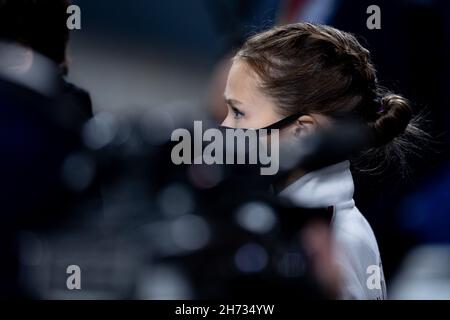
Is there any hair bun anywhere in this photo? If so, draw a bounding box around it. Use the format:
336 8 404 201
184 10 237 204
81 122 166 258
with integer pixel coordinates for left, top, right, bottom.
370 94 412 147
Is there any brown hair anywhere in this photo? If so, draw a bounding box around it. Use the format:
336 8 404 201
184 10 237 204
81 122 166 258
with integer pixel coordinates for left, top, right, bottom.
236 23 425 175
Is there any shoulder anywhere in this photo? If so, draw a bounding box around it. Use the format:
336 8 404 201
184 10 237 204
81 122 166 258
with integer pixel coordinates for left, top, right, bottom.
331 205 385 299
332 205 380 256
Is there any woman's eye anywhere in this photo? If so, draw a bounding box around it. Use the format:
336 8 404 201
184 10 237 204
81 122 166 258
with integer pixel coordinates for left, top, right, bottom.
232 108 244 119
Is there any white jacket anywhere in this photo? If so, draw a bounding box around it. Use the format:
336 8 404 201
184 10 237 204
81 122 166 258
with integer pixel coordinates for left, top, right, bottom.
279 161 387 300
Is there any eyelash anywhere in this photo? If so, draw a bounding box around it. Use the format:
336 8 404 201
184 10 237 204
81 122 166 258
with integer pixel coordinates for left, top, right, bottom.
231 107 244 119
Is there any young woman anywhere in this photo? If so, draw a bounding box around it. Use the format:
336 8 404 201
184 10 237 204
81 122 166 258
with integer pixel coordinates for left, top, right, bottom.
221 23 420 299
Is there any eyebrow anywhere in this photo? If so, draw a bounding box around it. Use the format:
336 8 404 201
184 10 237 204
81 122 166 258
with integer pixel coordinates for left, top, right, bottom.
224 97 243 108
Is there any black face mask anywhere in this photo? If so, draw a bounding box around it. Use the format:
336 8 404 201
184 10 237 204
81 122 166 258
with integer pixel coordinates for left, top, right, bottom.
220 112 303 132
211 112 305 193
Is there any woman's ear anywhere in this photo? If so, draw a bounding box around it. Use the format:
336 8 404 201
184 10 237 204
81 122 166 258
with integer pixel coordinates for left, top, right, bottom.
294 115 317 136
294 114 331 137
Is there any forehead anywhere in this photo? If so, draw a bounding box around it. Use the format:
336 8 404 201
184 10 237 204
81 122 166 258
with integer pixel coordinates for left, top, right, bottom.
224 59 262 101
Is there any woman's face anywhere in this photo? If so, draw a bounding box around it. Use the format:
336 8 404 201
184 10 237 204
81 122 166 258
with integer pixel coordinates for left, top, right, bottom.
221 59 329 136
222 59 283 129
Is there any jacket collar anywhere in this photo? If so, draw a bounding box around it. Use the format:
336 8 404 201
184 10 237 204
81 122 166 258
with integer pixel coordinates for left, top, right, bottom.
279 161 355 209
